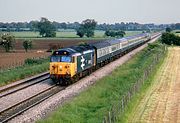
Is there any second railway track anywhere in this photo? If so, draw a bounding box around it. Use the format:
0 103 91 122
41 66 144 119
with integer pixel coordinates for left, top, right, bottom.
0 84 65 123
0 72 49 98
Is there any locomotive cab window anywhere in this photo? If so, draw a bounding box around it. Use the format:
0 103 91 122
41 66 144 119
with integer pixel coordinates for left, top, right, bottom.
50 56 60 62
61 56 71 62
50 56 72 62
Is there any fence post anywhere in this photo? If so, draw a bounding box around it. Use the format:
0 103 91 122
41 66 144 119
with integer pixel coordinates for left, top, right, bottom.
121 97 124 112
128 91 131 102
108 111 111 123
112 109 115 122
103 117 107 123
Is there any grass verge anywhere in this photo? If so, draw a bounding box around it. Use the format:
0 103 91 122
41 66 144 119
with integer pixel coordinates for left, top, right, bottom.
116 46 167 123
0 58 49 86
37 42 166 123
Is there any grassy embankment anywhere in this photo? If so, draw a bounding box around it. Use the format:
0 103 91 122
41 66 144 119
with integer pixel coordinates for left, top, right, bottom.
116 47 167 123
0 58 49 86
37 42 166 123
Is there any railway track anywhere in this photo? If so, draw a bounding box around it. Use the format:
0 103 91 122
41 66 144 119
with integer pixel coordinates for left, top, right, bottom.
0 84 65 123
0 72 49 98
0 72 66 123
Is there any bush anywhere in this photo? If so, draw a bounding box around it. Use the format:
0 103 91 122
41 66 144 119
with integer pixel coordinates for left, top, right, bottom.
105 30 125 37
25 57 48 65
23 39 32 52
161 32 180 45
0 33 15 52
147 42 160 50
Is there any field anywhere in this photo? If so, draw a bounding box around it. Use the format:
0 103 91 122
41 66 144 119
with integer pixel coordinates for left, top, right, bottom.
0 30 142 39
128 47 180 123
0 50 50 69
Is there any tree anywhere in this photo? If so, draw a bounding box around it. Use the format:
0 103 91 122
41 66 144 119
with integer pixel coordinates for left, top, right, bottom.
116 30 126 37
29 21 39 32
0 33 15 52
23 39 32 52
175 23 180 30
161 32 180 45
104 30 125 37
165 27 172 32
76 27 85 38
37 17 56 37
76 19 97 38
60 22 67 30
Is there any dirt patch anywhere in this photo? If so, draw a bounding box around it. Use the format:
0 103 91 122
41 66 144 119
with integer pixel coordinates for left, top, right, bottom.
0 39 101 52
0 50 50 69
130 47 180 123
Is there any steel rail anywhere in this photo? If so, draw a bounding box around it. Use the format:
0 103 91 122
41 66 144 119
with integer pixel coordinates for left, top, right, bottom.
0 75 50 98
0 72 49 93
0 85 65 123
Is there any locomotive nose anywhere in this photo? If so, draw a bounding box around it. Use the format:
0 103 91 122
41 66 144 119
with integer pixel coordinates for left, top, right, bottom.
50 62 71 75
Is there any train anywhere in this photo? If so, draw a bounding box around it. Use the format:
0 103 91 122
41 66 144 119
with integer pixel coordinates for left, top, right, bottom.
49 32 160 85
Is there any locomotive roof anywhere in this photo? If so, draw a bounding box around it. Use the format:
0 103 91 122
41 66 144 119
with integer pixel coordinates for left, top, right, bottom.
70 45 94 52
89 41 111 49
53 45 94 56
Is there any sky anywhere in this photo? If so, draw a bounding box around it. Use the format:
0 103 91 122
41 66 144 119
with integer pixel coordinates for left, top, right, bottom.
0 0 179 24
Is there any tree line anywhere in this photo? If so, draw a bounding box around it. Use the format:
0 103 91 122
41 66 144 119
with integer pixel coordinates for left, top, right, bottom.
1 19 177 32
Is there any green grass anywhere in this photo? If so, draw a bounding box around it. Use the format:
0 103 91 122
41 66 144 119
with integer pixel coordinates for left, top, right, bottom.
37 42 165 123
0 58 49 86
0 30 141 40
116 47 167 123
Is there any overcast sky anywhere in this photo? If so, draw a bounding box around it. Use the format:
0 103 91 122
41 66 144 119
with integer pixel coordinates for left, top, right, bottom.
0 0 179 24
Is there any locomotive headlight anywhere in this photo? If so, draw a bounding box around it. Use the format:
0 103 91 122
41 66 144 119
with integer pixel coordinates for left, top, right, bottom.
60 66 62 69
59 66 62 71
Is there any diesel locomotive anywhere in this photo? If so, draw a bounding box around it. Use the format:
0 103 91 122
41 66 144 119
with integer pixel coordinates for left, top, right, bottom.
49 33 159 85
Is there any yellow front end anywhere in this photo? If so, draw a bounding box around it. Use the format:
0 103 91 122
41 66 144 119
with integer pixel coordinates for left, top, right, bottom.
50 62 76 78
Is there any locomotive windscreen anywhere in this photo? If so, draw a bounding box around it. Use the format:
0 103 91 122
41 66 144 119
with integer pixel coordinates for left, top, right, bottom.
50 56 72 62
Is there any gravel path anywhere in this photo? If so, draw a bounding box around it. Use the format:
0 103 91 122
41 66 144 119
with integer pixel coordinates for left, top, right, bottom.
129 47 180 123
8 37 159 123
0 79 53 112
